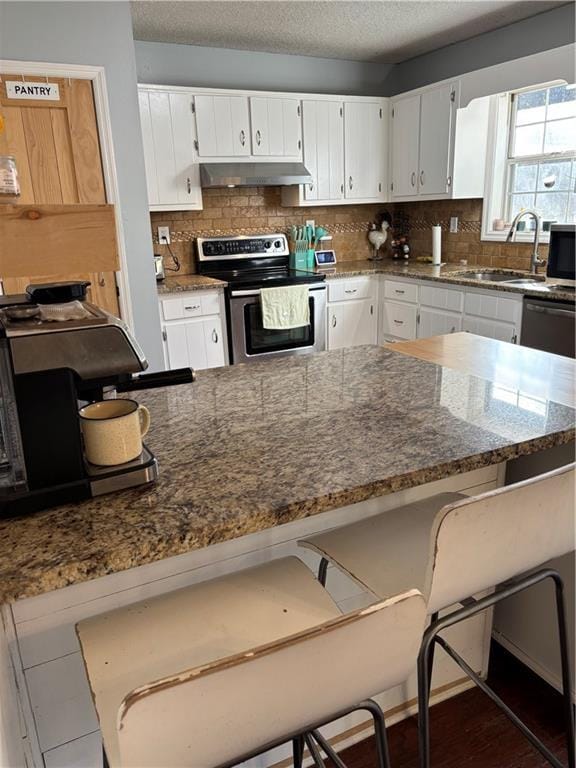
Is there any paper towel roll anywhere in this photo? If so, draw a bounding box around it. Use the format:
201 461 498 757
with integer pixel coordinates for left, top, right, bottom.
432 225 442 266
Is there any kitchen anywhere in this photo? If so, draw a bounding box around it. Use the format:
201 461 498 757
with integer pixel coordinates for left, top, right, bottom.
0 2 575 767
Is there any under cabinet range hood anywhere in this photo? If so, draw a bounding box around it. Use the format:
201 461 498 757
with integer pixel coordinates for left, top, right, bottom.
199 162 312 188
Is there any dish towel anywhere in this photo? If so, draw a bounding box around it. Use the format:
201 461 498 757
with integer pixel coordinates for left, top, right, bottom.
260 285 310 330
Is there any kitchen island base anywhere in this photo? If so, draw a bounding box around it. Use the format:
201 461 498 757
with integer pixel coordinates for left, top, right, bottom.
2 463 502 768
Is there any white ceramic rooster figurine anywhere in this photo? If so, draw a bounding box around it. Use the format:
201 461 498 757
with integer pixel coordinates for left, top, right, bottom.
368 220 389 260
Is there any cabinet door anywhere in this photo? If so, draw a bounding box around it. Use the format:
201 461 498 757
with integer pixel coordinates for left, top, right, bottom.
164 323 193 370
462 316 518 343
138 91 159 205
302 100 344 202
148 91 178 204
391 94 420 197
417 308 462 339
282 99 302 157
195 95 250 156
250 97 271 155
344 101 384 199
328 300 376 349
168 93 202 206
418 83 455 196
203 318 226 368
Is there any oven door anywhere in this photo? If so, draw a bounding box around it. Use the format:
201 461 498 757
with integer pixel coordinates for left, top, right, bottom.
228 285 326 364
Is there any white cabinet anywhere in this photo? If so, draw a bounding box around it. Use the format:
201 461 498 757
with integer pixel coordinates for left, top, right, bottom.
327 277 377 350
300 100 344 202
282 97 387 207
390 94 420 197
418 307 462 338
391 82 457 201
138 89 203 211
194 94 251 157
462 316 518 343
344 101 386 200
160 290 227 371
381 301 418 340
420 283 464 313
463 289 522 343
328 300 377 349
250 97 301 157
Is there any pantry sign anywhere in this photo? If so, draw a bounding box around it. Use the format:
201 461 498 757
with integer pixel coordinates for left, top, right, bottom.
5 81 60 101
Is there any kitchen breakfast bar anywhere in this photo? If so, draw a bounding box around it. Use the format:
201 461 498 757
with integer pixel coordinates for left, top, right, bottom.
0 335 574 767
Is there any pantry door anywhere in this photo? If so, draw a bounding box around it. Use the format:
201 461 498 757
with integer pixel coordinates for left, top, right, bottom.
0 75 120 314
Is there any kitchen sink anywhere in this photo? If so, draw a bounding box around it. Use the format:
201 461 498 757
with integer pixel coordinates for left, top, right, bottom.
502 278 543 285
456 270 544 283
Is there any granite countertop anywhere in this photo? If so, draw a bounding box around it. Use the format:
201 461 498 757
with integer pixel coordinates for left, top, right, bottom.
321 260 576 302
157 274 227 294
0 343 574 604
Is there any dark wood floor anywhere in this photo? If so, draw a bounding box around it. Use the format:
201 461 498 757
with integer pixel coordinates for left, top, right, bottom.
336 642 570 768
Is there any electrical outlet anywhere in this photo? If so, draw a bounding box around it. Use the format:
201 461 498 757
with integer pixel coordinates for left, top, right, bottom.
449 217 459 233
158 226 171 245
305 219 315 231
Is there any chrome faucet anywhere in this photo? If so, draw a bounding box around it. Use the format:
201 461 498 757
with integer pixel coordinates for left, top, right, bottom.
506 209 544 274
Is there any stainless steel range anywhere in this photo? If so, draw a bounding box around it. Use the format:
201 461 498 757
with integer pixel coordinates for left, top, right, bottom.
197 234 326 364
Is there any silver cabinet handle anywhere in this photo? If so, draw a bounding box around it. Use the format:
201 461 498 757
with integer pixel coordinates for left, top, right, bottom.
349 176 353 190
332 315 337 327
184 304 200 311
340 183 344 193
393 319 404 325
309 183 314 191
420 170 425 186
212 328 218 343
378 182 382 192
256 129 262 146
186 177 191 194
370 304 374 315
411 172 416 187
394 289 405 294
344 288 357 294
511 333 518 344
240 130 246 146
450 326 456 333
298 139 301 150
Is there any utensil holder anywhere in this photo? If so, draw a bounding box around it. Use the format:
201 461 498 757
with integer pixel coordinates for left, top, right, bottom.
307 249 316 271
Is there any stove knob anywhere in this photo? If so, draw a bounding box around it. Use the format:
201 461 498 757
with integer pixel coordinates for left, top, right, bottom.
204 244 214 255
274 240 282 249
264 241 272 249
215 243 224 254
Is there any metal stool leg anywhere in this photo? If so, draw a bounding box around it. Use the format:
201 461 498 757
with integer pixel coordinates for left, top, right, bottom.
417 625 436 768
102 745 110 768
305 733 326 768
361 699 392 768
293 734 305 768
551 572 576 768
318 557 329 587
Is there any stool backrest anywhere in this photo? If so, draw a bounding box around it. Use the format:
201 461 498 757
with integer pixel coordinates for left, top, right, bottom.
116 589 426 768
427 463 575 613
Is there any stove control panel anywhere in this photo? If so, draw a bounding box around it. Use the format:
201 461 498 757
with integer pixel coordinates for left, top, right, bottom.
197 234 289 261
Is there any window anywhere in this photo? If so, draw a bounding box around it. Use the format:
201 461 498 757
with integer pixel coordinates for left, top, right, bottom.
483 83 576 241
507 85 576 226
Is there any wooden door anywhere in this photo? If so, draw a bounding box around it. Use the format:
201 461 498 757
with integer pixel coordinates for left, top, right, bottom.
418 83 455 196
0 75 120 314
391 94 420 198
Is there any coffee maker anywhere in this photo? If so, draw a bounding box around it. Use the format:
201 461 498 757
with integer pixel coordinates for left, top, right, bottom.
0 282 192 517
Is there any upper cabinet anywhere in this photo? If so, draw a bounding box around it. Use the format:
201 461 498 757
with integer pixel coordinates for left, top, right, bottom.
249 97 302 157
390 81 489 202
194 95 251 157
138 88 203 212
282 98 388 207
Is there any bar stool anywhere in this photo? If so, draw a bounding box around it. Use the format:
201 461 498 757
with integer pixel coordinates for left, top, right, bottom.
299 464 576 768
76 556 427 768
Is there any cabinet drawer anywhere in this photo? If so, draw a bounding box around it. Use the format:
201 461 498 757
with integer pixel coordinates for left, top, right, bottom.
381 301 418 339
464 291 521 323
328 277 374 302
384 280 419 303
420 284 463 312
161 291 221 321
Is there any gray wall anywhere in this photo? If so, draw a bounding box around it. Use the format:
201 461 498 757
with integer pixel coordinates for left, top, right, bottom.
136 40 392 96
386 3 576 94
0 1 164 369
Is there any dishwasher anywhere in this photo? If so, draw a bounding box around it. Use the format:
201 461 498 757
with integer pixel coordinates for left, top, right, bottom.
520 297 575 359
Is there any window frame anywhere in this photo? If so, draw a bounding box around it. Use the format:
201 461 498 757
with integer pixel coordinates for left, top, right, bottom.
481 80 575 243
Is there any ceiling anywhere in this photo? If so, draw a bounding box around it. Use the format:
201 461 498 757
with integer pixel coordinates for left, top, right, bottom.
130 0 565 63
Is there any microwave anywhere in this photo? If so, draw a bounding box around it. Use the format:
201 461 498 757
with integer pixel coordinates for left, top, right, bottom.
546 224 575 285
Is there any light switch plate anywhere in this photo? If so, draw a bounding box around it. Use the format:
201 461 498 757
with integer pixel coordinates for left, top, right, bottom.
449 217 459 233
158 226 171 245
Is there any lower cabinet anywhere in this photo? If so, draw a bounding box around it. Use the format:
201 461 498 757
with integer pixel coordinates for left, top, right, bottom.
462 316 518 343
160 290 228 371
328 299 377 349
417 307 462 338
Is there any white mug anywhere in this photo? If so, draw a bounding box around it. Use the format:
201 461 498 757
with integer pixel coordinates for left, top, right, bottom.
79 399 150 466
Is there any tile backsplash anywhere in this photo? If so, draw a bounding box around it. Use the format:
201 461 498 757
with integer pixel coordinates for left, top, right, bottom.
150 190 547 275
